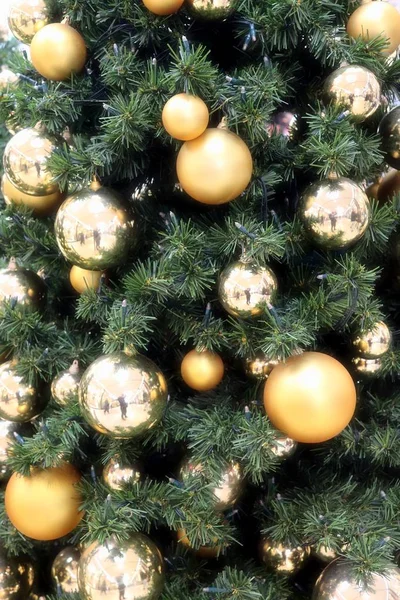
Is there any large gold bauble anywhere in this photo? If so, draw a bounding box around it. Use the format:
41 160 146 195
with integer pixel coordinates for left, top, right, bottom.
0 419 21 481
312 559 400 600
0 66 19 90
51 360 81 407
352 356 382 377
1 174 62 216
103 456 141 490
5 463 84 541
347 1 400 55
7 0 48 44
299 177 370 250
79 351 168 439
186 0 236 20
245 355 280 380
78 534 165 600
176 128 253 205
353 320 391 358
162 94 209 141
69 265 104 294
0 549 35 599
264 352 356 444
0 361 42 422
142 0 184 14
51 546 80 594
322 65 381 122
260 537 310 574
0 259 46 312
54 183 133 270
379 106 400 170
177 529 226 558
218 260 278 318
31 23 87 81
180 349 224 392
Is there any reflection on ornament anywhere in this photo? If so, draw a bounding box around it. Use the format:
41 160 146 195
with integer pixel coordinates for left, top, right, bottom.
260 537 310 574
379 106 400 170
353 321 391 358
347 1 400 55
0 361 42 422
0 419 21 481
162 94 209 141
245 355 280 379
177 529 226 558
103 457 141 490
1 174 63 216
8 0 48 44
180 349 224 392
266 111 298 139
0 66 19 90
352 356 382 377
0 548 35 599
69 265 103 294
51 360 81 406
186 0 236 19
51 546 80 594
31 23 87 81
270 436 297 458
0 258 46 312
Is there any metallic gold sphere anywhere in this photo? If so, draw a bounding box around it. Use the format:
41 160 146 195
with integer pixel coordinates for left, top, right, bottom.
313 545 338 562
0 258 46 312
176 128 253 205
162 94 209 141
352 356 382 377
177 529 226 557
69 265 104 294
8 0 48 44
269 436 297 458
0 419 21 481
322 65 381 122
186 0 236 19
54 182 134 270
376 168 400 202
299 177 370 250
31 23 87 81
0 549 35 599
347 1 400 55
103 457 141 490
79 351 168 439
379 106 400 170
51 546 80 594
1 174 62 216
0 361 42 422
219 260 278 318
142 0 184 14
353 320 391 358
0 66 19 90
180 349 224 392
51 360 81 407
266 111 298 139
245 355 280 379
78 534 165 600
260 537 310 574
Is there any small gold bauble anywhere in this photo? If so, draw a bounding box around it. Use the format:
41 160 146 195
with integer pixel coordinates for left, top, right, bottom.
0 66 19 90
69 265 103 294
186 0 237 20
347 1 400 55
142 0 184 15
55 182 133 270
0 360 42 422
260 537 310 574
379 106 400 170
245 355 280 379
1 174 62 216
180 349 224 392
322 65 381 122
353 320 391 358
0 549 35 599
176 128 253 205
0 418 21 481
51 546 80 594
162 93 209 141
51 360 81 407
8 0 48 44
31 23 87 81
5 463 84 541
299 177 370 250
219 260 278 318
177 529 226 558
78 534 165 600
270 436 297 458
103 456 141 490
79 351 168 439
352 356 382 377
0 258 46 312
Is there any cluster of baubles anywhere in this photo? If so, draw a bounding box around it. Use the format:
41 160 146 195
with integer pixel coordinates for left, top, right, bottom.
142 0 236 19
351 320 391 377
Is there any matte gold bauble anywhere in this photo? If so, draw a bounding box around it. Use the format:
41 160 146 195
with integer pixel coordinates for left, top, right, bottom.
0 258 46 311
51 546 80 594
299 177 370 250
379 106 400 169
377 169 400 202
31 23 87 81
260 538 310 574
177 529 226 558
219 260 278 318
8 0 48 44
322 65 381 121
353 320 391 358
5 463 84 541
0 419 21 481
0 549 35 599
54 182 133 270
103 456 141 490
0 360 42 422
352 356 382 377
142 0 184 14
162 94 209 141
180 349 224 392
0 66 19 90
245 355 280 379
69 265 103 294
264 352 356 444
78 534 165 600
1 174 62 216
347 1 400 54
270 436 297 458
176 128 253 205
186 0 236 20
79 351 168 439
51 360 81 406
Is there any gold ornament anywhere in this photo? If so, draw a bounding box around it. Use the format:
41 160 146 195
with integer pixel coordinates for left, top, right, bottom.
264 352 356 444
379 106 400 169
177 529 226 558
0 258 46 312
299 177 370 250
54 181 134 270
0 419 21 481
103 456 141 490
5 463 84 541
162 93 209 141
353 320 391 358
142 0 184 14
266 111 298 139
7 0 48 44
180 349 224 392
260 537 310 574
0 549 35 599
376 169 400 202
218 260 278 318
313 542 349 563
31 23 87 81
347 1 400 55
1 174 62 217
79 351 168 439
322 65 381 122
78 534 165 600
0 360 42 423
186 0 236 20
176 128 253 205
0 66 19 90
245 355 280 379
312 559 400 600
69 265 104 294
3 127 60 196
269 436 297 458
352 356 382 377
51 546 80 594
51 360 81 407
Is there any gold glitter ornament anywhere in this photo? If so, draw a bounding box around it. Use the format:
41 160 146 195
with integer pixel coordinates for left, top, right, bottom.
103 456 141 490
0 66 19 90
0 258 46 312
51 546 80 594
8 0 48 44
0 361 42 422
352 356 382 377
51 360 81 407
379 106 400 169
0 418 21 481
1 174 63 216
353 320 391 358
186 0 237 20
260 537 310 574
31 23 87 81
245 355 280 379
0 549 35 599
347 1 400 55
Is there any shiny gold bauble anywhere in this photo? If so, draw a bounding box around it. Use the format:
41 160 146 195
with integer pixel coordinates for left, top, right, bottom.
266 111 298 139
51 360 81 407
299 177 370 250
270 436 297 458
353 320 391 358
51 546 80 594
264 352 356 444
176 128 253 205
162 94 209 141
312 559 400 600
377 168 400 202
347 1 400 55
103 456 141 490
0 419 21 481
260 537 310 574
352 356 382 377
69 265 104 294
54 182 133 270
379 106 400 170
1 174 62 216
5 463 84 541
177 529 226 558
142 0 184 14
31 23 87 81
0 66 19 90
78 534 165 600
186 0 236 20
180 349 224 392
322 65 381 122
79 351 168 439
0 361 42 422
0 549 35 599
219 260 278 318
245 355 280 379
7 0 48 44
0 258 46 311
313 543 349 563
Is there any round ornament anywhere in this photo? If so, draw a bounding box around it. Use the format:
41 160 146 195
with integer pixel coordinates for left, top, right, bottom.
245 355 280 379
219 260 278 318
0 419 21 481
299 177 370 250
0 258 46 312
266 111 298 139
176 128 253 205
260 537 310 574
78 534 165 600
1 174 62 216
0 549 35 599
79 351 168 439
51 546 80 594
5 463 84 540
379 106 400 169
51 360 81 407
263 352 356 444
103 456 141 490
270 436 297 458
186 0 236 20
322 65 381 122
0 66 19 90
353 320 391 358
376 169 400 202
352 356 382 377
54 181 134 270
177 529 226 558
8 0 48 44
69 265 103 294
313 545 338 563
31 23 87 81
347 1 400 55
142 0 184 14
0 360 42 422
180 349 224 392
162 93 209 141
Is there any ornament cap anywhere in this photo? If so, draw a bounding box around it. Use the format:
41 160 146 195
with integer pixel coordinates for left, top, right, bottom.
8 257 18 271
123 344 138 358
89 177 102 192
69 360 80 375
